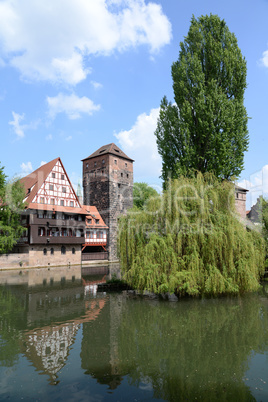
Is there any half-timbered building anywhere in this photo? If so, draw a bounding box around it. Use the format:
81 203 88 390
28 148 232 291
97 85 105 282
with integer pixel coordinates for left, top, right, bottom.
15 157 87 266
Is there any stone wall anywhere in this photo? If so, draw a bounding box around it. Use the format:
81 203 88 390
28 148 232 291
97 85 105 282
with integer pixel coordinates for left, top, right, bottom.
0 245 81 270
0 253 30 270
29 244 81 267
83 151 133 262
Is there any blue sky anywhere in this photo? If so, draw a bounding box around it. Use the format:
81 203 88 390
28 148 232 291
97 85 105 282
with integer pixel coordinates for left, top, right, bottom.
1 0 268 206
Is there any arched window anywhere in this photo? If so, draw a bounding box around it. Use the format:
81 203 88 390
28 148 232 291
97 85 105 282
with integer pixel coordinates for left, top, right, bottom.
43 248 47 255
61 246 66 255
50 248 54 255
72 247 75 254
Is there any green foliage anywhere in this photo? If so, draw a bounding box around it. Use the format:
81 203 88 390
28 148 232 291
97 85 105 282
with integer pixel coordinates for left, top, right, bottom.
0 163 26 254
155 14 249 185
133 182 159 210
118 173 265 296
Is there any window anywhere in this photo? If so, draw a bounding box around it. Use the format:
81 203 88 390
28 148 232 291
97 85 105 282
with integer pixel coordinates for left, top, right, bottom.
37 211 44 218
94 162 97 167
125 163 127 167
86 163 88 168
38 227 45 236
49 184 54 191
118 184 121 188
70 201 74 207
78 215 82 221
102 159 105 164
96 219 99 224
43 248 47 255
86 231 90 239
60 200 64 206
40 197 45 204
121 173 123 177
61 174 65 180
88 218 92 224
50 198 55 205
61 246 66 255
52 173 55 178
114 159 117 165
127 174 129 178
72 247 75 254
62 187 66 193
50 248 54 255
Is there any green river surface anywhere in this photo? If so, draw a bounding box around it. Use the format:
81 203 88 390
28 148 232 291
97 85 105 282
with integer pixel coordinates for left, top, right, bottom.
0 265 267 402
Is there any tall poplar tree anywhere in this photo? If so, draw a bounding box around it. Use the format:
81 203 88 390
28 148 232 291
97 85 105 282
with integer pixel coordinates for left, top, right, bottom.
155 14 249 185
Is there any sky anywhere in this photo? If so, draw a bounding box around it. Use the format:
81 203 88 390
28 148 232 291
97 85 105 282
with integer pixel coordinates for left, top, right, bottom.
1 0 268 207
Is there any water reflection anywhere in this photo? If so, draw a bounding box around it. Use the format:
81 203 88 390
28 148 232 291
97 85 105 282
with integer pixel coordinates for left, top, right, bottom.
0 266 267 401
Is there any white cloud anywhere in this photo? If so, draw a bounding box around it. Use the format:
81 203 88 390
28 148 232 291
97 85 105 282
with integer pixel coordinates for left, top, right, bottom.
46 134 53 141
239 164 268 208
47 93 100 119
65 135 72 141
260 50 268 67
9 111 25 138
91 81 103 89
114 107 162 181
0 0 172 85
20 161 33 174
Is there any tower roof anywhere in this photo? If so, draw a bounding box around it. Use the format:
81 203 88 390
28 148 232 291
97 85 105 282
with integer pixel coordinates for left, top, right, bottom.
82 143 134 162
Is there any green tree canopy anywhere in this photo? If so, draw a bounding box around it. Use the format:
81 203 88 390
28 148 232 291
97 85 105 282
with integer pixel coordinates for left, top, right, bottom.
155 14 249 186
133 182 159 210
0 163 26 254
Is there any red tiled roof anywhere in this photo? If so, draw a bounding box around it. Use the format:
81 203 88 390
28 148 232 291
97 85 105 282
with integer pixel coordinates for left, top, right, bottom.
83 205 108 229
82 143 134 162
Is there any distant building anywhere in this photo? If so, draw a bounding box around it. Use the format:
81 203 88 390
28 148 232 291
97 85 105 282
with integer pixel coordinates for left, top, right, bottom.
82 143 134 261
235 184 248 219
247 197 262 224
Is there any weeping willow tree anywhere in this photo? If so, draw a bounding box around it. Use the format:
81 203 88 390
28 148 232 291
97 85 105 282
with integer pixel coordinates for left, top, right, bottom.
118 173 265 296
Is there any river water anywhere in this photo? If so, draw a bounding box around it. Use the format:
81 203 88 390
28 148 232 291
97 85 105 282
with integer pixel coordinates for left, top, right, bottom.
0 265 267 401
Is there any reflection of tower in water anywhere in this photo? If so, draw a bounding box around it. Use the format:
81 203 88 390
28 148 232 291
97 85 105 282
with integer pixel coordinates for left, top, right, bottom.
81 293 124 390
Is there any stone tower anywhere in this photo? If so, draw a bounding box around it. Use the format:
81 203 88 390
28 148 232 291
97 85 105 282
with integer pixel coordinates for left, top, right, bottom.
82 143 134 261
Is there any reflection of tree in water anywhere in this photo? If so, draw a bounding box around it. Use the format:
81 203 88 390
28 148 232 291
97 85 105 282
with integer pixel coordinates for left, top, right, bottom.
116 293 268 401
0 287 26 367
